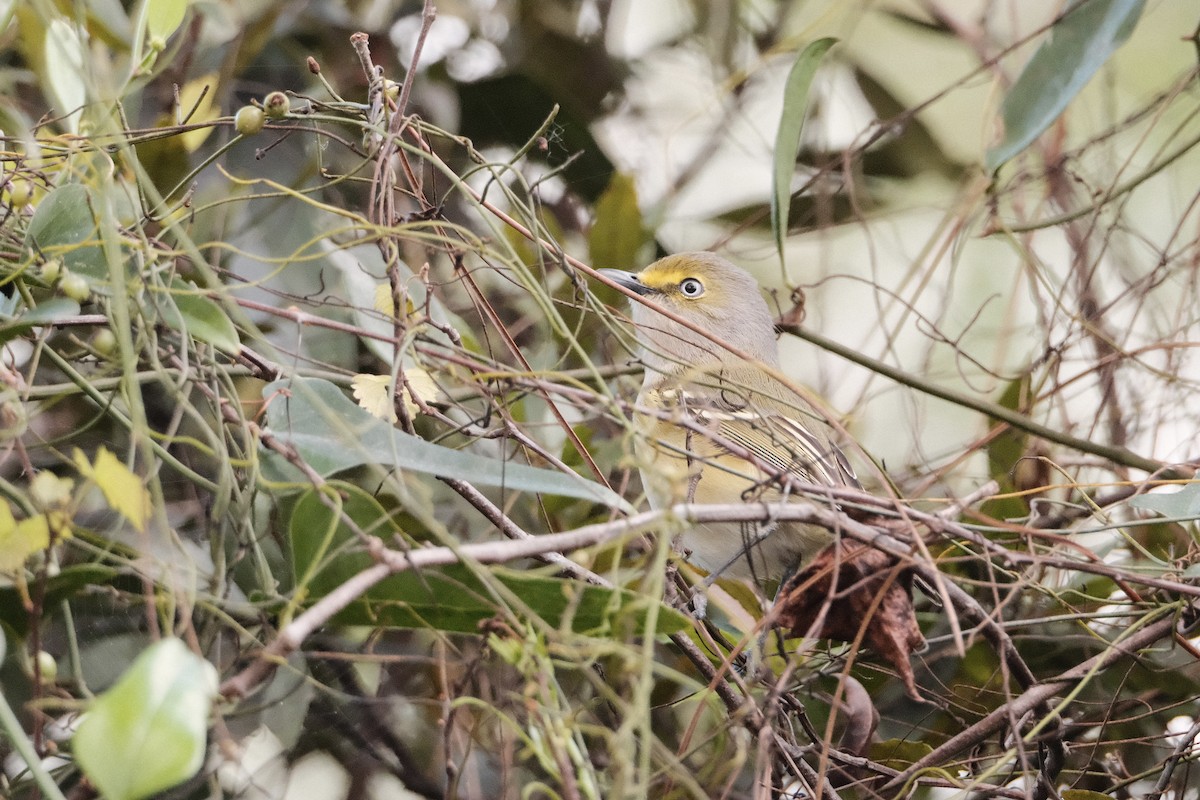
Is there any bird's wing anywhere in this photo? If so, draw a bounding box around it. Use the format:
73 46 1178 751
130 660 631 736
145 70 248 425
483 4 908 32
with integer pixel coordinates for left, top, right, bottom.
719 406 859 488
661 385 860 490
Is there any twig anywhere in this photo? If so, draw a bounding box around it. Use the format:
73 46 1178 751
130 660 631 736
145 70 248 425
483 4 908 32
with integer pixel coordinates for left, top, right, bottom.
937 480 1001 519
395 1 436 117
1146 715 1200 800
219 520 647 698
782 324 1193 481
439 475 609 586
878 612 1182 795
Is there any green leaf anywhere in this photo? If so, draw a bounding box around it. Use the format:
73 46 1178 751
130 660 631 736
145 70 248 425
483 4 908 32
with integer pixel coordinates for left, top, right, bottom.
159 280 240 353
1062 791 1120 800
324 240 471 364
869 738 934 769
986 375 1031 478
980 373 1033 521
0 565 119 638
771 37 837 264
145 0 188 42
73 638 217 800
986 0 1145 171
43 19 87 133
24 183 108 280
589 173 646 269
1129 483 1200 520
261 377 633 512
289 487 687 635
0 298 81 346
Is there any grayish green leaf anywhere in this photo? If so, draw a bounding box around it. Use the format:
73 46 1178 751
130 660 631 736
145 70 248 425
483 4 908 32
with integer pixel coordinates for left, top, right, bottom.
0 298 81 345
159 280 240 354
24 184 107 280
1129 483 1200 520
261 377 633 512
986 0 1145 171
772 37 837 264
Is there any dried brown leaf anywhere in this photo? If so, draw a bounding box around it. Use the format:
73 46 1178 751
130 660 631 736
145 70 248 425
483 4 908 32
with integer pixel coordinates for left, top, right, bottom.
776 540 926 700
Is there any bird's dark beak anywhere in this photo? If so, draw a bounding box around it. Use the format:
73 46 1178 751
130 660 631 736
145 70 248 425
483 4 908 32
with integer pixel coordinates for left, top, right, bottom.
597 268 652 296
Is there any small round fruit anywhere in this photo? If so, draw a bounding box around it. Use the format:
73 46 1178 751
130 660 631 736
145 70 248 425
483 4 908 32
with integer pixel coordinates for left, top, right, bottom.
235 105 266 135
40 259 62 283
6 178 34 208
263 91 290 118
60 273 90 302
92 328 117 356
35 651 58 684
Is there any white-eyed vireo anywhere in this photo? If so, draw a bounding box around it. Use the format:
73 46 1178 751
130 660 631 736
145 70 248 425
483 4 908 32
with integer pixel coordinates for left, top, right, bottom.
600 252 859 588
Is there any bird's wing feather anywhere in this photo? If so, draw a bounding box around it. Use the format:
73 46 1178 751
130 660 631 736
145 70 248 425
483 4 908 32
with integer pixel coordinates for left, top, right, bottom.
663 386 860 489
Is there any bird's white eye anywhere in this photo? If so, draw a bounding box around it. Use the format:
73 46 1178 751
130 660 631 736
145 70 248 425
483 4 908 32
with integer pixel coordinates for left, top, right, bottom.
679 277 705 298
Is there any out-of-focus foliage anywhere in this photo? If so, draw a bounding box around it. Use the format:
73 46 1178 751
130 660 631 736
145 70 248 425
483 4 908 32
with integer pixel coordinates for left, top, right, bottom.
1 0 1198 798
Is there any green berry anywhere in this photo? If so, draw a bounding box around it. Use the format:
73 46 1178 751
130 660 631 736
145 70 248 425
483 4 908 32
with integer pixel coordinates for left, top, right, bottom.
263 91 290 118
35 651 57 684
235 105 266 135
6 178 34 208
60 273 90 302
40 259 62 283
92 328 117 355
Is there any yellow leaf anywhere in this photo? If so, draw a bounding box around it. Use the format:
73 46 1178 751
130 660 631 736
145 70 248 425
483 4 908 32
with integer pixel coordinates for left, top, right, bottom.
74 447 151 532
351 374 397 423
0 504 50 572
178 72 220 152
146 0 190 43
29 471 74 510
373 283 395 317
351 369 440 423
404 368 440 412
373 283 416 319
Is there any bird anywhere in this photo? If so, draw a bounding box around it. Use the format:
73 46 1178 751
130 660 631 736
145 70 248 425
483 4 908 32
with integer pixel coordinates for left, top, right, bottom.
599 252 860 590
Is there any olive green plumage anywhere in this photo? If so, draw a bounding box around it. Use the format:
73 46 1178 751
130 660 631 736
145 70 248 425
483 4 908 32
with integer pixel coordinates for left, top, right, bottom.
601 252 858 586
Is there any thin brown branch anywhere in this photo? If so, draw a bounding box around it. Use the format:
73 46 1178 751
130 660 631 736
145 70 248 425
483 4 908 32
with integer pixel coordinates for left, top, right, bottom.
878 612 1183 795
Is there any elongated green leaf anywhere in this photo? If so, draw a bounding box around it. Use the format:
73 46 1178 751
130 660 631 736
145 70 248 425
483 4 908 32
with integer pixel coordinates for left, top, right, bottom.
981 374 1032 521
986 0 1145 171
73 638 217 800
1129 483 1200 520
261 377 633 512
589 173 646 269
0 298 80 345
43 19 87 133
771 37 837 263
0 564 119 638
869 738 935 769
1062 791 1121 800
289 487 687 635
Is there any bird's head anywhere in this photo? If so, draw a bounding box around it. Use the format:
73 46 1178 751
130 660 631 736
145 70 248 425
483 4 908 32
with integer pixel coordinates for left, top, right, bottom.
599 252 781 381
